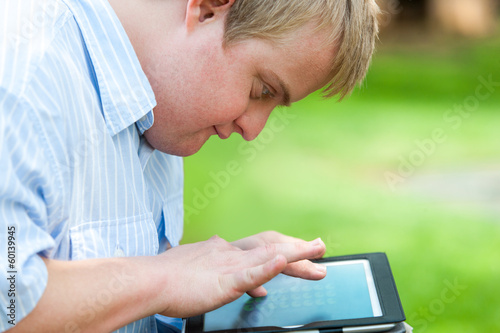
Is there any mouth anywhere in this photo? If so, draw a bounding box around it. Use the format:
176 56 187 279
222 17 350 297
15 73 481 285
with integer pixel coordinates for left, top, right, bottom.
213 126 228 140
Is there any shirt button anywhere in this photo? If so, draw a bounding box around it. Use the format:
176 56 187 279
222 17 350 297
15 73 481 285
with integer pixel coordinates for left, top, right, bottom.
114 245 125 257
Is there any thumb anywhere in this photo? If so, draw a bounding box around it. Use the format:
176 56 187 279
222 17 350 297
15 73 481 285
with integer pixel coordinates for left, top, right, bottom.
219 255 287 298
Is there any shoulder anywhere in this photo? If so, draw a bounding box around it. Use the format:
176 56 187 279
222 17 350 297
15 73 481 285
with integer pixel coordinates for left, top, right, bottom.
0 1 101 202
1 0 100 146
0 0 76 97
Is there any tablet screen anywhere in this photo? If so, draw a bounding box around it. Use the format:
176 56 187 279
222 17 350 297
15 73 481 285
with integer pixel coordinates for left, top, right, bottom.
203 259 383 331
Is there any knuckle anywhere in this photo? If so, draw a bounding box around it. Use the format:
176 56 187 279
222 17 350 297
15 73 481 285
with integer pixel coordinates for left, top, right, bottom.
210 235 231 247
262 230 279 239
264 243 277 257
294 240 308 252
245 268 259 287
210 234 222 241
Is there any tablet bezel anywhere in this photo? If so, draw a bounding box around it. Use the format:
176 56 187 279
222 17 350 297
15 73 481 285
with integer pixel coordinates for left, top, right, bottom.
184 252 405 333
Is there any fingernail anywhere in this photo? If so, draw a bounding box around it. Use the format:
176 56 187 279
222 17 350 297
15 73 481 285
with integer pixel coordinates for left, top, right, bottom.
316 264 327 273
311 238 324 247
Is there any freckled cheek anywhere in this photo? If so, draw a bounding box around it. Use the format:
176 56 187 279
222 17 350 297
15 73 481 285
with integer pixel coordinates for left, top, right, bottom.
201 82 249 124
190 60 250 125
220 93 250 124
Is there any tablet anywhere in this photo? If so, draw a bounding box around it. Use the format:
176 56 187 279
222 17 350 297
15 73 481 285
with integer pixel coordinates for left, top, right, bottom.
184 253 405 333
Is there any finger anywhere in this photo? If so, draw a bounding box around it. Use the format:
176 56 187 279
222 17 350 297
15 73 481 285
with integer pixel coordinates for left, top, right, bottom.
231 231 304 250
309 238 327 259
247 238 326 266
257 231 305 244
246 286 268 298
231 234 267 250
220 255 287 297
281 260 327 280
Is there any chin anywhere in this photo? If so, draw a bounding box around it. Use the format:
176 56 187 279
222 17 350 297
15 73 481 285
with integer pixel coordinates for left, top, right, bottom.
165 145 203 157
153 142 204 157
144 132 207 157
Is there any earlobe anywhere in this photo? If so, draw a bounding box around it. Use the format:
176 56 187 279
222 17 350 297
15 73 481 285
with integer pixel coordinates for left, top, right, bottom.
185 0 235 31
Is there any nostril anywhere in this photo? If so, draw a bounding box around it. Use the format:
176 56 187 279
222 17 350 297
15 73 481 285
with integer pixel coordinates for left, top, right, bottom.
235 120 266 142
242 130 259 142
235 107 273 141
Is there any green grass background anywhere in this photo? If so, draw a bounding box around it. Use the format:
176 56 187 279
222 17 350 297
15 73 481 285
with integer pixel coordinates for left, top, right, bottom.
182 32 500 332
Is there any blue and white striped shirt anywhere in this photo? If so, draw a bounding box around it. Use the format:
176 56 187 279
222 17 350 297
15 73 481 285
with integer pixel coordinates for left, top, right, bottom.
0 0 184 331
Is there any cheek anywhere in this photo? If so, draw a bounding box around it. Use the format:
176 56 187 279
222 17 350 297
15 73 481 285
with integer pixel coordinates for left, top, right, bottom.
174 46 252 127
194 75 250 125
176 88 247 130
218 90 250 123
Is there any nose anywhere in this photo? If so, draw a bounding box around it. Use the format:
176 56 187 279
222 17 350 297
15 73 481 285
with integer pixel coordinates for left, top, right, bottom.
235 104 275 141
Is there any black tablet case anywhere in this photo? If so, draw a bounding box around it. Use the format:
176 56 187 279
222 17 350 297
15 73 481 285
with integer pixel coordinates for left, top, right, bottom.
185 253 406 333
385 322 407 333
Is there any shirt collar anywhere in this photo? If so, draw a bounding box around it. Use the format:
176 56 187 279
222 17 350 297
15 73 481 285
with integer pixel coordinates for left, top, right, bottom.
62 0 156 136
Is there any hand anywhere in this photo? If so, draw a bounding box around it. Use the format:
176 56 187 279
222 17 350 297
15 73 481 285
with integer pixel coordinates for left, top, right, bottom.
154 233 326 318
231 231 327 295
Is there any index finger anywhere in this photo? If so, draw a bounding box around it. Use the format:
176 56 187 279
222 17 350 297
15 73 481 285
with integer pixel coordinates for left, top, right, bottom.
246 238 326 266
231 231 307 250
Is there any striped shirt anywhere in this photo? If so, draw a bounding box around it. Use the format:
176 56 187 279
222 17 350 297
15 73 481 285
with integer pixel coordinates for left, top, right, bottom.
0 0 184 331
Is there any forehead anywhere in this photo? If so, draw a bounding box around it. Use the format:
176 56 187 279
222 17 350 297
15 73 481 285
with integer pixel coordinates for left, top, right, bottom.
232 23 335 103
280 25 336 99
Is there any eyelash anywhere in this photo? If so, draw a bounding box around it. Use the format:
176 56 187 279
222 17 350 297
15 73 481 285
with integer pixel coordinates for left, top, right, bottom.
260 84 275 100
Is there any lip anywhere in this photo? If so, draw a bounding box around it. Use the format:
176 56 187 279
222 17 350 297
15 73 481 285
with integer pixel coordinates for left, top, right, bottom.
213 126 228 139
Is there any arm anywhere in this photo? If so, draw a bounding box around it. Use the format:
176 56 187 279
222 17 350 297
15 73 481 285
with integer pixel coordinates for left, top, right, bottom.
10 256 159 333
10 234 326 332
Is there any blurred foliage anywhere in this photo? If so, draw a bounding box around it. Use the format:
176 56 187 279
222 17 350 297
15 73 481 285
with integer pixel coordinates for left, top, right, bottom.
182 31 500 333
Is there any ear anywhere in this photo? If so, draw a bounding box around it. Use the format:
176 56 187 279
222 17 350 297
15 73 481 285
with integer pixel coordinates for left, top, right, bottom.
185 0 235 31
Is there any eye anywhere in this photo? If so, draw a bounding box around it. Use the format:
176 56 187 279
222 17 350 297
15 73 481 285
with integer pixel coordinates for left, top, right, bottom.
251 78 276 101
261 85 275 100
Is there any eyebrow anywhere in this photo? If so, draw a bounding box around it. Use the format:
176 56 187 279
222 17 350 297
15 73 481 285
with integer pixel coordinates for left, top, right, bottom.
270 71 291 107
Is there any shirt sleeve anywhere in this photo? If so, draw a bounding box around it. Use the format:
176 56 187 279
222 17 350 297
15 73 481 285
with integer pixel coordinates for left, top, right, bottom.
0 89 57 329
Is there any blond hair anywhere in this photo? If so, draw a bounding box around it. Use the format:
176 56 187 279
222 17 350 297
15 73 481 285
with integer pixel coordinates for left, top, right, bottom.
224 0 380 99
